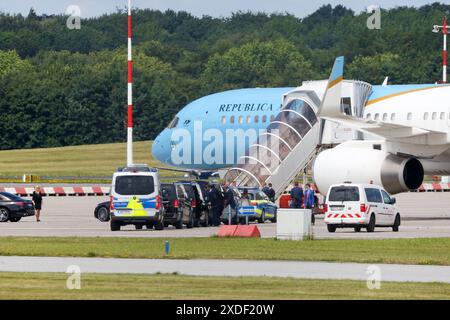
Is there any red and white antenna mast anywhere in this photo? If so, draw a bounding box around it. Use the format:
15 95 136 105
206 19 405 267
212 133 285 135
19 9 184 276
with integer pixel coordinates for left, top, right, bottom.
433 16 448 83
127 0 133 166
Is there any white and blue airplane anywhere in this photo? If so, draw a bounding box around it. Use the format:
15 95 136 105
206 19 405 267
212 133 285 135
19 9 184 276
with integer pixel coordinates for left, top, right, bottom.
153 56 450 194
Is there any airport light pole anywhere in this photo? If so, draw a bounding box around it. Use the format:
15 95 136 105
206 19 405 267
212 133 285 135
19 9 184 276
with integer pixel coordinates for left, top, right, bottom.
432 16 448 83
127 0 134 166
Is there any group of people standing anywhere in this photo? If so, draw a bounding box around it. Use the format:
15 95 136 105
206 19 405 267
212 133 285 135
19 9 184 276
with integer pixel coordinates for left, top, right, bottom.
206 183 237 226
206 181 316 226
289 182 316 224
206 182 278 227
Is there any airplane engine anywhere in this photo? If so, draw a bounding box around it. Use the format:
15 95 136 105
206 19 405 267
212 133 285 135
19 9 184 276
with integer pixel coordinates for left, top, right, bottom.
313 145 424 195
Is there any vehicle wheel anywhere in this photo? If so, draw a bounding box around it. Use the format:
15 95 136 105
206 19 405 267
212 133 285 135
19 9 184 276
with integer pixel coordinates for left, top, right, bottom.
0 208 10 223
9 217 21 222
146 224 153 230
174 214 183 229
354 226 361 232
110 220 121 231
327 224 337 233
366 214 376 233
258 210 266 224
135 224 143 230
392 214 401 232
174 219 183 229
97 207 110 222
154 219 164 231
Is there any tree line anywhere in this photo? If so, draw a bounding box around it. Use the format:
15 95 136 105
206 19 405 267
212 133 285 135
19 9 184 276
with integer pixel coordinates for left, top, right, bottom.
0 3 448 149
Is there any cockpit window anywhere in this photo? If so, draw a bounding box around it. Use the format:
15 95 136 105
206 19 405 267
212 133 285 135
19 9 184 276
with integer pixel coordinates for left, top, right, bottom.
167 116 179 129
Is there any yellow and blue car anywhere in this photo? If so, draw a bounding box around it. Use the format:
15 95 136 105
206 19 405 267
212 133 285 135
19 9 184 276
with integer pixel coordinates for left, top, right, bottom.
236 187 277 223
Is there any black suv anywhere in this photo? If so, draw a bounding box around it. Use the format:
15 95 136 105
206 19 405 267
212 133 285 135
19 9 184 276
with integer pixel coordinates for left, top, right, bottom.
161 183 196 229
0 192 35 222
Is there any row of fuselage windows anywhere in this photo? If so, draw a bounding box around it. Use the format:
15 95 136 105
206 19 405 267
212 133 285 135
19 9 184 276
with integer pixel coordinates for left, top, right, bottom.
366 111 450 122
221 114 276 125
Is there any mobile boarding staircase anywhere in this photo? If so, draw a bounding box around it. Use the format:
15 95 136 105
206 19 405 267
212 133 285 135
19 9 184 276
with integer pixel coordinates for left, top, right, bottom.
224 80 372 198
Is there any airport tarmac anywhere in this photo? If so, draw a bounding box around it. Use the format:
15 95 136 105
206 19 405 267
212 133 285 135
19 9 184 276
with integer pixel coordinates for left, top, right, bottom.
0 192 449 239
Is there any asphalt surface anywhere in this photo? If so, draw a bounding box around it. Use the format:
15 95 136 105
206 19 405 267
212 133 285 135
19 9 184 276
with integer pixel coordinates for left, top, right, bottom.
0 256 449 283
0 192 449 239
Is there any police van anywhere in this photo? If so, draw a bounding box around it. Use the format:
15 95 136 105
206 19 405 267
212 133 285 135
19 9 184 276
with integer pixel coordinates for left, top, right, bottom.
109 165 164 231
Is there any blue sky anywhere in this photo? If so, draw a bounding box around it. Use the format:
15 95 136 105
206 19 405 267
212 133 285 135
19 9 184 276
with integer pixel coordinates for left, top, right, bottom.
0 0 444 18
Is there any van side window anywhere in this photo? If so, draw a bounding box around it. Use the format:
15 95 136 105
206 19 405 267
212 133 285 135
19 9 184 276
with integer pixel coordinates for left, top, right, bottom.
381 190 392 204
365 188 383 203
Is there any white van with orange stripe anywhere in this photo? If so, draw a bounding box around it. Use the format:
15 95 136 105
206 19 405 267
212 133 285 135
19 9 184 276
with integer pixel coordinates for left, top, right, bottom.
324 183 401 233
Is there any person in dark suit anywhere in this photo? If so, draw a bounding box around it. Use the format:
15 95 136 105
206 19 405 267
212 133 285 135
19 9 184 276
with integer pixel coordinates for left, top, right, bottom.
207 185 222 226
266 183 276 202
224 185 237 210
223 184 237 224
262 183 270 196
304 183 316 225
289 182 303 208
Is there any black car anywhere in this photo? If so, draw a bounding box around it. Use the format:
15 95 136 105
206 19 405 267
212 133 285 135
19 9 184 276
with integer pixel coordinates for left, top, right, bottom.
0 192 35 222
94 201 110 222
161 183 196 229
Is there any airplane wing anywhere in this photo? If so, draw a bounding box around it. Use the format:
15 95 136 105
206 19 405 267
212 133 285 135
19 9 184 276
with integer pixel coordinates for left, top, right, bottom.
318 57 448 143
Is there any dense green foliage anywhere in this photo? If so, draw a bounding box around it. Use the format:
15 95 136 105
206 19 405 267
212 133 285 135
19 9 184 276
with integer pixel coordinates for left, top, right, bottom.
0 3 448 149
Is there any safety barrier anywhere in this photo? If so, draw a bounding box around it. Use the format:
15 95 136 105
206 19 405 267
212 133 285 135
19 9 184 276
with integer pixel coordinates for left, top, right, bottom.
0 186 110 197
217 225 261 238
415 183 450 192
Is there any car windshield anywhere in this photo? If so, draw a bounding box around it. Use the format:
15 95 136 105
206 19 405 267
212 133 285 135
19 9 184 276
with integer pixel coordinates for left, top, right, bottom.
115 175 155 196
329 186 360 202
